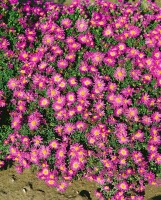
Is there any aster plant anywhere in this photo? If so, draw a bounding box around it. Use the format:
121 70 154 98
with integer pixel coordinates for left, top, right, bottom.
1 0 161 199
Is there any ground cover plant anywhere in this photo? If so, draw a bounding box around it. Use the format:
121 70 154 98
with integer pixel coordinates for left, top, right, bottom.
0 0 161 199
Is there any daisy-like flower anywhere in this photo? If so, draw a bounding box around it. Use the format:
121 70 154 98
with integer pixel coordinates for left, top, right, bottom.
79 61 89 74
80 77 92 87
46 87 60 99
32 135 43 147
65 52 76 62
38 62 48 72
61 18 72 28
114 67 127 81
112 94 124 108
56 181 68 192
77 87 89 99
151 112 161 123
19 51 28 61
117 181 129 191
68 76 78 87
66 92 76 104
70 159 81 172
76 103 84 114
45 179 57 187
91 126 101 138
93 100 105 111
41 167 50 177
75 18 88 32
49 140 59 150
55 148 66 160
90 52 105 66
58 79 67 90
30 53 42 63
7 78 19 90
42 34 54 46
142 115 152 126
52 102 63 112
125 107 138 120
38 97 50 108
130 69 141 81
118 147 129 157
39 145 51 159
57 59 68 69
55 95 66 106
64 123 75 135
134 130 144 141
107 82 117 92
11 117 21 130
52 73 62 84
103 26 113 37
68 42 81 52
28 113 40 131
65 36 75 44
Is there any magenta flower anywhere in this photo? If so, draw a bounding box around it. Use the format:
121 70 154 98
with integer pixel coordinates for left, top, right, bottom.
77 87 89 99
38 97 50 108
118 147 129 157
117 181 129 191
28 113 40 131
57 59 68 69
114 67 127 81
39 145 51 160
75 18 88 32
42 34 54 46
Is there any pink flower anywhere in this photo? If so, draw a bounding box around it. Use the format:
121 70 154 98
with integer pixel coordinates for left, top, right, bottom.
55 148 66 160
70 159 81 172
45 179 57 187
7 78 19 90
75 18 88 32
32 135 43 147
42 34 54 46
103 26 113 37
39 145 51 159
125 107 138 120
38 97 50 108
114 67 127 81
57 59 68 69
56 181 68 192
117 181 129 191
90 52 105 66
61 18 72 28
11 117 21 130
68 76 78 87
151 112 161 123
112 94 124 107
66 92 76 104
77 87 89 99
64 123 75 135
118 147 129 157
142 115 152 126
49 140 59 150
28 113 41 131
46 87 60 99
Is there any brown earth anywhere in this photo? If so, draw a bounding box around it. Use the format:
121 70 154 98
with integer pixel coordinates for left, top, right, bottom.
0 165 99 200
0 165 161 200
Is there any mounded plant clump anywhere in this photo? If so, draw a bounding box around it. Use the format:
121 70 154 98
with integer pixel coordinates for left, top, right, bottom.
0 0 161 199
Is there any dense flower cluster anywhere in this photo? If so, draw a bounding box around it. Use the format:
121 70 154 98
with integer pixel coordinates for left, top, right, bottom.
0 0 161 199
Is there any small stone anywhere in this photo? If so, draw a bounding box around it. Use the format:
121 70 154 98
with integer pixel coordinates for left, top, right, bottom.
22 188 27 193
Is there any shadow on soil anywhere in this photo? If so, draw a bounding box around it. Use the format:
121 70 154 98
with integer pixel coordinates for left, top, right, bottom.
150 196 161 200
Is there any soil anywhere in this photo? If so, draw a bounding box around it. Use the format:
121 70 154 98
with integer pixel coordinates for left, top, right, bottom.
0 165 161 200
0 165 99 200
